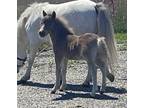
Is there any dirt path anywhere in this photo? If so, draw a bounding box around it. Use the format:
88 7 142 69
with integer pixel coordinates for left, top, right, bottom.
17 49 127 108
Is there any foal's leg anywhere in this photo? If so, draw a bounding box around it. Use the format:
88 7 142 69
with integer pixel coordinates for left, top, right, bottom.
97 58 115 82
99 64 107 94
98 59 114 94
83 60 114 85
51 57 63 94
20 46 38 82
86 47 98 97
106 66 115 82
82 63 92 86
90 62 98 97
60 58 68 91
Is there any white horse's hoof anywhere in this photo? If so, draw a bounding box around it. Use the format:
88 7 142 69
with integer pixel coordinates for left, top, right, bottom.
20 79 28 83
17 80 27 84
20 76 30 82
19 77 29 84
100 87 106 94
100 90 104 95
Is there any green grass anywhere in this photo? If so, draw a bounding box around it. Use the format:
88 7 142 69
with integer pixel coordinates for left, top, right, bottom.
115 33 127 51
115 33 127 44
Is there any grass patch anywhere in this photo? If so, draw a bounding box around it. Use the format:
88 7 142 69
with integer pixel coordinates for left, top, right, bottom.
115 33 127 50
115 33 127 44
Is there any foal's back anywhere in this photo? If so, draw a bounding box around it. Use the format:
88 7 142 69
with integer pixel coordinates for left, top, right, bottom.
67 33 101 59
79 33 100 44
68 33 100 47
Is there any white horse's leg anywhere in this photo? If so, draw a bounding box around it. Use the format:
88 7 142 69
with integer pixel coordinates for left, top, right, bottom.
20 46 38 82
60 58 68 91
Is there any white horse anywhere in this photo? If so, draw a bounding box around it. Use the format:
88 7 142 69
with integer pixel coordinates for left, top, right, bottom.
17 0 117 84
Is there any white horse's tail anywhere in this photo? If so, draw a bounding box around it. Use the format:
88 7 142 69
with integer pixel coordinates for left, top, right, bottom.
95 3 118 65
17 5 31 67
97 37 115 82
17 3 31 45
17 13 29 51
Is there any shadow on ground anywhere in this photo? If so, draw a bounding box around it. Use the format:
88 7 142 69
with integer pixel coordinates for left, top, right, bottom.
53 92 119 100
17 80 126 100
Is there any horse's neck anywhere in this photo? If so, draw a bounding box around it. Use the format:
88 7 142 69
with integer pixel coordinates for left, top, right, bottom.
50 20 73 47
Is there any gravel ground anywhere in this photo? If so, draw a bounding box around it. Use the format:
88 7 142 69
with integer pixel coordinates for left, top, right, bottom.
17 46 127 108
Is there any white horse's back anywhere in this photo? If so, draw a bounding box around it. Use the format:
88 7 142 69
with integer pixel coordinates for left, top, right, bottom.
24 0 97 45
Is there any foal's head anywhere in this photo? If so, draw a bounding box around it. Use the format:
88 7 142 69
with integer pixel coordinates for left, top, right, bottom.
39 10 56 37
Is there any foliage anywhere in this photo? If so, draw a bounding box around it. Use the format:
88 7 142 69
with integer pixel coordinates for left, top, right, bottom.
115 33 127 44
113 0 127 33
115 33 127 50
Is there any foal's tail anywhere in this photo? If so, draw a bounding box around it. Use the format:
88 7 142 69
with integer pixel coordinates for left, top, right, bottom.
97 37 115 82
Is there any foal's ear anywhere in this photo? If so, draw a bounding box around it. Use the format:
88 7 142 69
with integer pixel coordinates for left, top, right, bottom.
43 10 47 17
52 11 56 19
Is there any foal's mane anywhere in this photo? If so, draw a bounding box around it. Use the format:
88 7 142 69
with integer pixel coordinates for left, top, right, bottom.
55 17 75 35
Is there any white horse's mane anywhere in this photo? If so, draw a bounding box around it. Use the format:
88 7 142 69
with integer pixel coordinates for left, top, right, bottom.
17 2 50 59
18 2 50 23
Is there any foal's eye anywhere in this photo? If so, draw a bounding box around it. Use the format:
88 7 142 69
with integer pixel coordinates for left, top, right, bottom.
41 19 46 24
40 20 44 24
40 21 43 25
43 20 48 24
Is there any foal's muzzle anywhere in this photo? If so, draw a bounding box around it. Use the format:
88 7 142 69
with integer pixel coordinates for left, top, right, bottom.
39 31 46 37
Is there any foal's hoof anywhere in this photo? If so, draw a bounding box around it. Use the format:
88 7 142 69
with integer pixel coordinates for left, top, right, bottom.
107 73 115 82
59 87 66 92
100 88 106 95
100 91 104 95
82 82 90 87
59 89 63 92
50 90 56 94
